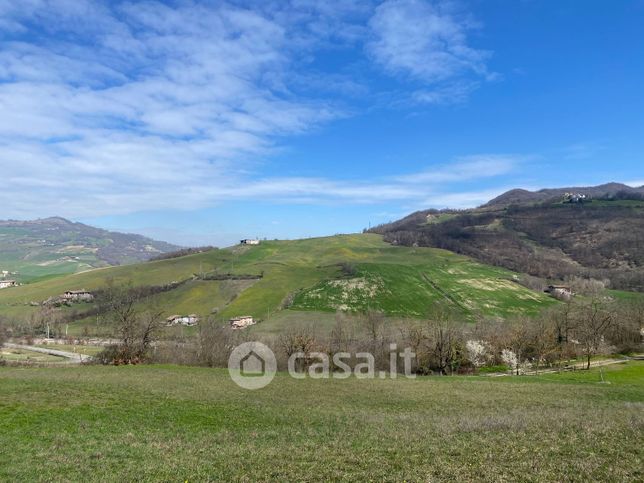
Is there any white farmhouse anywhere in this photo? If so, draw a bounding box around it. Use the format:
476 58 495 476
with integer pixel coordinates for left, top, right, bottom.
0 280 17 289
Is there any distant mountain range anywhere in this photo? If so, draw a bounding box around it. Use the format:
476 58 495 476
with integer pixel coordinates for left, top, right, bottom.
369 183 644 291
0 217 179 282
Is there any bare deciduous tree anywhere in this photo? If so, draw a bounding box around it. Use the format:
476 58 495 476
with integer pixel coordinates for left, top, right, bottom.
573 298 613 370
423 307 464 375
279 328 316 373
0 316 7 348
97 278 164 364
197 319 235 367
544 301 578 370
607 299 644 353
528 315 557 374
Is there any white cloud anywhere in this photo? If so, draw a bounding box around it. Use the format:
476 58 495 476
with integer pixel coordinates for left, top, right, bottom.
0 1 341 217
0 1 505 220
367 0 491 91
419 187 515 209
396 154 526 184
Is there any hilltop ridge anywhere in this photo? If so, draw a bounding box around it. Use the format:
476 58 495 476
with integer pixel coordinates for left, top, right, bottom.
483 182 644 208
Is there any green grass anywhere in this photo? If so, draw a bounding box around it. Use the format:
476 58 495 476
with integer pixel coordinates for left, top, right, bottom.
608 289 644 302
0 362 642 481
584 199 644 208
33 344 104 356
534 360 644 384
0 348 66 363
0 234 557 331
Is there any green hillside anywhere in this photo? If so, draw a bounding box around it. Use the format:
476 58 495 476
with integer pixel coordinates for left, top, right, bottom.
0 217 179 283
0 234 558 329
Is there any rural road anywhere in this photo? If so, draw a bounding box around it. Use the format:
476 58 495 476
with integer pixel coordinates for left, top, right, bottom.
4 343 91 363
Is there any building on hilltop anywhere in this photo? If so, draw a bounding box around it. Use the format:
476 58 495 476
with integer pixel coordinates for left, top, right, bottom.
563 192 587 203
0 280 17 289
240 239 260 245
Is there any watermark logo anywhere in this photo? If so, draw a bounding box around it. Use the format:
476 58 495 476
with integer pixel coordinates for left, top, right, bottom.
227 341 277 390
229 342 416 389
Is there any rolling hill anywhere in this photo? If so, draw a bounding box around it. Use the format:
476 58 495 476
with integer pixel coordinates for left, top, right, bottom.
0 217 179 283
0 234 557 332
369 183 644 291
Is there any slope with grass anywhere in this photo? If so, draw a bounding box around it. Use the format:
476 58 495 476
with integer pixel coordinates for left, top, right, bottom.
0 217 179 283
0 234 557 329
0 362 641 481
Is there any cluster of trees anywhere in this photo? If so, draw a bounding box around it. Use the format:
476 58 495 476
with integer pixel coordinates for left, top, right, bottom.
150 298 642 375
425 299 641 373
3 277 641 374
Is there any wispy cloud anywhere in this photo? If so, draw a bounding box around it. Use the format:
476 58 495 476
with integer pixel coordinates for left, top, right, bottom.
0 1 340 217
395 154 527 184
367 0 492 103
561 142 605 160
0 1 503 220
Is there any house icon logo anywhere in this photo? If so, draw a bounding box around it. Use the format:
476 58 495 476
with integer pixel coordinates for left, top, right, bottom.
240 350 265 376
228 342 277 390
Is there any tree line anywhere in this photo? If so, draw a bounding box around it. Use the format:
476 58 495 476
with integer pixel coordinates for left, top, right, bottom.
1 279 641 372
93 295 642 374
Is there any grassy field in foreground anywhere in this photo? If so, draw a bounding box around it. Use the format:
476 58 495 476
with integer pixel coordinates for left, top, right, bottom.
0 362 642 481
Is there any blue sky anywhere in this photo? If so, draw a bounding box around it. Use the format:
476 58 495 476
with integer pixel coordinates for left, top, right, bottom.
1 0 643 246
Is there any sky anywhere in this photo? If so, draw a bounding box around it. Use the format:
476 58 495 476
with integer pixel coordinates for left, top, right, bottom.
1 0 643 247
